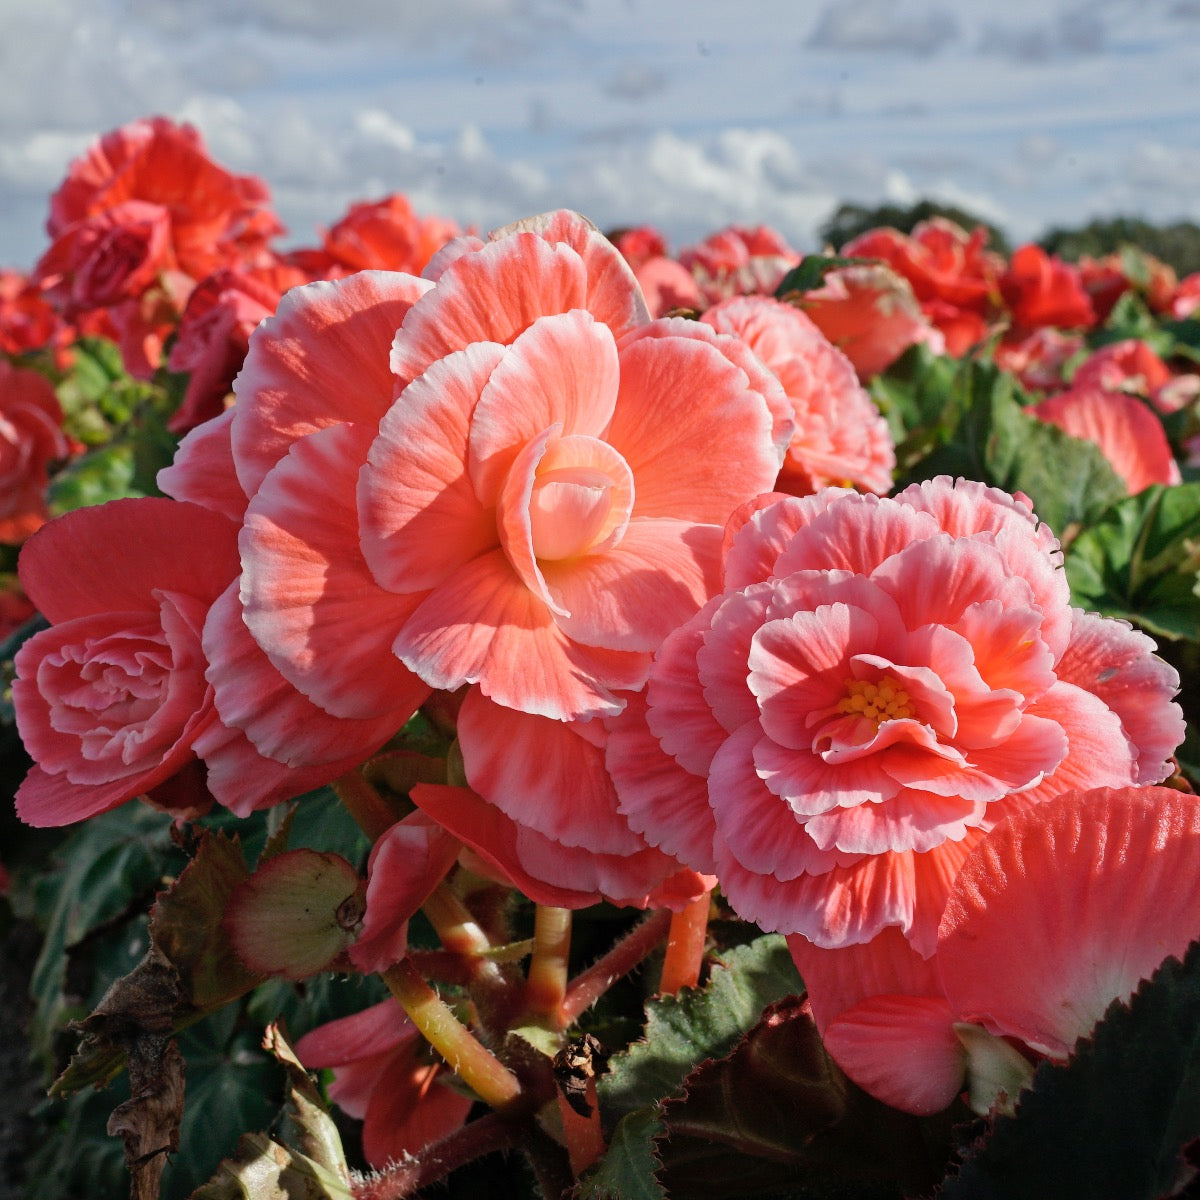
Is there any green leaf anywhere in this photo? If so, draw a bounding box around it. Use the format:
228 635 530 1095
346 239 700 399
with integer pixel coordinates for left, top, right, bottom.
907 358 1127 535
774 255 876 297
598 934 801 1118
574 1108 667 1200
868 342 961 459
940 939 1200 1199
48 442 143 513
1090 291 1170 351
1066 482 1200 640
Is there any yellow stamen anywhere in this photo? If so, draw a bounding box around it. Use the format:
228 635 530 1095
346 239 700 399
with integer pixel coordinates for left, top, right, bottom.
837 676 915 726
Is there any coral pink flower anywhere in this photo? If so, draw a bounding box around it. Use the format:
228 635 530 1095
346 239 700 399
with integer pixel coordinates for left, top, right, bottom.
1029 386 1181 494
992 327 1085 394
291 193 460 279
45 116 279 284
700 296 894 495
679 224 800 304
797 263 942 380
0 362 69 544
999 244 1095 336
11 496 375 826
1069 339 1181 411
841 219 1001 355
607 478 1183 955
295 999 473 1169
791 786 1200 1115
632 256 705 318
611 225 670 270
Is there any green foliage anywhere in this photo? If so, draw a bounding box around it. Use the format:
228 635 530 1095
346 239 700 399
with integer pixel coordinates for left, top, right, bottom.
893 356 1128 535
868 342 961 466
941 939 1200 1199
818 200 1010 255
773 255 876 297
1040 216 1200 277
1065 482 1200 641
598 934 802 1118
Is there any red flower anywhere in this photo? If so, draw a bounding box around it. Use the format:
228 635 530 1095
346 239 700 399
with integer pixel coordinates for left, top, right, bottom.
0 361 69 544
999 245 1095 335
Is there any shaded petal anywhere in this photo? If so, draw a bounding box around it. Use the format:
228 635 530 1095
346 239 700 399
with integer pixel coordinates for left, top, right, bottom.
394 548 649 720
458 689 644 854
824 994 965 1116
358 342 505 593
720 491 842 590
607 688 719 872
157 408 248 521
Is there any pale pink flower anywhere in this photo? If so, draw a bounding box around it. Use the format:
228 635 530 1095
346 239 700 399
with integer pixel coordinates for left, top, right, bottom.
700 296 894 496
791 786 1200 1115
607 478 1183 954
1030 386 1181 494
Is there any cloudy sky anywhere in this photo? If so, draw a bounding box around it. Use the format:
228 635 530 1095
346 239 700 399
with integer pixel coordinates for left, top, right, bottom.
2 0 1198 268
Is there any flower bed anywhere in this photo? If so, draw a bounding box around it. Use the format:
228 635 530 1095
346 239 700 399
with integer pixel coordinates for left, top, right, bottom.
3 116 1200 1200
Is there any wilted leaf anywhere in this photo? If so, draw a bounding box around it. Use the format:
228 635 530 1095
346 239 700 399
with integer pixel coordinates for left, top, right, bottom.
150 830 261 1009
189 1132 354 1200
941 939 1200 1199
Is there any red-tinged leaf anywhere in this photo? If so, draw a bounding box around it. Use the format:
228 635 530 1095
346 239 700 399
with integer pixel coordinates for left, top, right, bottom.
657 995 954 1199
225 849 364 980
149 829 261 1009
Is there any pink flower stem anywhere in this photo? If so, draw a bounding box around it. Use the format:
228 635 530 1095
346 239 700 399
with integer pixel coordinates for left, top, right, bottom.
524 905 572 1028
382 958 522 1112
422 882 494 958
351 1111 520 1200
658 890 712 995
561 908 672 1025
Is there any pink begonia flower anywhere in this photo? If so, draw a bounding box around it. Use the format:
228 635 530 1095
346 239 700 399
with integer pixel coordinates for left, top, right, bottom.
797 263 943 380
1068 338 1198 414
999 244 1095 336
1029 386 1181 494
11 497 382 826
632 256 706 318
607 478 1184 955
791 786 1200 1115
679 224 801 305
992 327 1085 395
183 210 783 903
0 361 70 544
295 999 473 1169
700 296 894 496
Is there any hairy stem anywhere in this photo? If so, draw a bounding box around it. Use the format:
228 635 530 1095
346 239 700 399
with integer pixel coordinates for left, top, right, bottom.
561 908 672 1025
658 890 712 995
525 905 572 1027
382 959 521 1112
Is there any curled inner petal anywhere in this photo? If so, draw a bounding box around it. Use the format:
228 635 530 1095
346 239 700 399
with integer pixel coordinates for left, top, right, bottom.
529 468 615 560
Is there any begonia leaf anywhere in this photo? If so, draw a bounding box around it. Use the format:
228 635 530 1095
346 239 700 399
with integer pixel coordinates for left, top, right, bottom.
655 995 948 1199
47 441 142 513
909 358 1127 534
774 256 876 297
149 829 261 1010
598 934 802 1118
868 342 961 453
574 1108 667 1200
1066 482 1200 641
940 939 1200 1199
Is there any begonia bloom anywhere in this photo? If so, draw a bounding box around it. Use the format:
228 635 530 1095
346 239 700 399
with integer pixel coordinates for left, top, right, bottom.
679 224 800 305
700 296 894 495
608 478 1183 955
999 245 1095 336
0 361 70 543
792 786 1200 1115
295 999 473 1169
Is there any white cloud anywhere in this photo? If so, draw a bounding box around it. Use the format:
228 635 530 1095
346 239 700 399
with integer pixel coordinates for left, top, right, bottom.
806 0 960 55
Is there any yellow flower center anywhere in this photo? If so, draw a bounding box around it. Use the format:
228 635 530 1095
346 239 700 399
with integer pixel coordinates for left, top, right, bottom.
837 676 915 726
